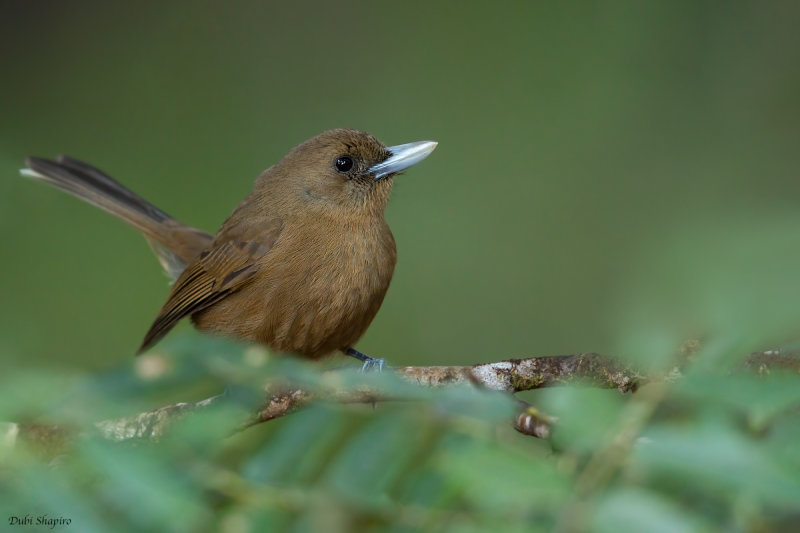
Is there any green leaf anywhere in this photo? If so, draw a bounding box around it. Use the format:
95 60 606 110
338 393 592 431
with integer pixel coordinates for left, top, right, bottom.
322 407 432 510
437 438 570 515
634 419 800 511
590 488 714 533
676 371 800 430
539 387 626 453
244 405 348 485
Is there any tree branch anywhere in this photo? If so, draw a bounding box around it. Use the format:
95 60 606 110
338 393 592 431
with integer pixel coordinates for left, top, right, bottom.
397 353 644 393
5 350 800 454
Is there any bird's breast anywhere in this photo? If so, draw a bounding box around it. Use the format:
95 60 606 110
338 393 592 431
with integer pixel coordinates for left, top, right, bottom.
194 219 397 358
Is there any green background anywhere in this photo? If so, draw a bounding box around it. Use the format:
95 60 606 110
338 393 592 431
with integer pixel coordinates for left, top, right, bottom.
3 3 800 532
2 2 800 369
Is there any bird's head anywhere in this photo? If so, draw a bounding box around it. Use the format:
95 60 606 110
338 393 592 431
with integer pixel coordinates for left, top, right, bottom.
262 129 437 218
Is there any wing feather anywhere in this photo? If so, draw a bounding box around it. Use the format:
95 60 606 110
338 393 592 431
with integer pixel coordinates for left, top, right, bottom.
138 236 275 353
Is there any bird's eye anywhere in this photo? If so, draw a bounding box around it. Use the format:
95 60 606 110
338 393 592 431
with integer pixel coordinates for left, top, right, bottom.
334 156 354 173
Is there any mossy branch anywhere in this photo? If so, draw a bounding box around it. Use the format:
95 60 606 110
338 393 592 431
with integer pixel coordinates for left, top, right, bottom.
4 350 800 455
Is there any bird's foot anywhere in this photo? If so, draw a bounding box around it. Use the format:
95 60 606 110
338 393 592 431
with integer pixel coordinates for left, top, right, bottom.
361 357 385 373
345 347 386 373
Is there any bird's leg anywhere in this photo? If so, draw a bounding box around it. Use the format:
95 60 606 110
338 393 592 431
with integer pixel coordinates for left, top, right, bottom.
345 347 385 372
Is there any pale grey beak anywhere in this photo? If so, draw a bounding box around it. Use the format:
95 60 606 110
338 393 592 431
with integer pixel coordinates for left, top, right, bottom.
370 140 438 180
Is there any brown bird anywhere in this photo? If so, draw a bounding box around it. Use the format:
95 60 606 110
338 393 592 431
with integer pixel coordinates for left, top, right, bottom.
22 129 437 367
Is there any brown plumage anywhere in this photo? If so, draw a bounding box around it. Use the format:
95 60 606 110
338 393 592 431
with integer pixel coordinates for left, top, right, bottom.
23 129 437 360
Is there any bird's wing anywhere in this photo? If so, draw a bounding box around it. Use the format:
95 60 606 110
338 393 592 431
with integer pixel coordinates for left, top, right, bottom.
138 220 283 353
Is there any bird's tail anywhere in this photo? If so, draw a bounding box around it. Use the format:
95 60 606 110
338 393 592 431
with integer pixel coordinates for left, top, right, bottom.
22 155 212 278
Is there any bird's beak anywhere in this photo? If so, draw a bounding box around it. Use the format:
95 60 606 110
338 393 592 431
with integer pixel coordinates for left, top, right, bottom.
370 140 438 180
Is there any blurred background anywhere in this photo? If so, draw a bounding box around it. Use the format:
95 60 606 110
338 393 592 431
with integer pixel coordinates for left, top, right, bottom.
3 2 800 532
2 2 800 370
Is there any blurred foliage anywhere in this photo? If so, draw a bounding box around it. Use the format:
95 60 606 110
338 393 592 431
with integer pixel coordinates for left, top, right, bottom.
3 1 800 531
2 1 800 369
2 338 800 532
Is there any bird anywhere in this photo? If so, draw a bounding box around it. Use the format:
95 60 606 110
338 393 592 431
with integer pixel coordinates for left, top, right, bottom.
21 129 437 368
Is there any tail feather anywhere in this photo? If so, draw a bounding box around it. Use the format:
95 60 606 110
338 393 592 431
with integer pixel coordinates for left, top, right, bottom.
22 156 212 278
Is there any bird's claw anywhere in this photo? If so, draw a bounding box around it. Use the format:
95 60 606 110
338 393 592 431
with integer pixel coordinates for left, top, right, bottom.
360 357 385 373
345 347 386 372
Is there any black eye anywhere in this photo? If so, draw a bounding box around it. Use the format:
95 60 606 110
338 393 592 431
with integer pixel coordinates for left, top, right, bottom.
334 156 354 173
